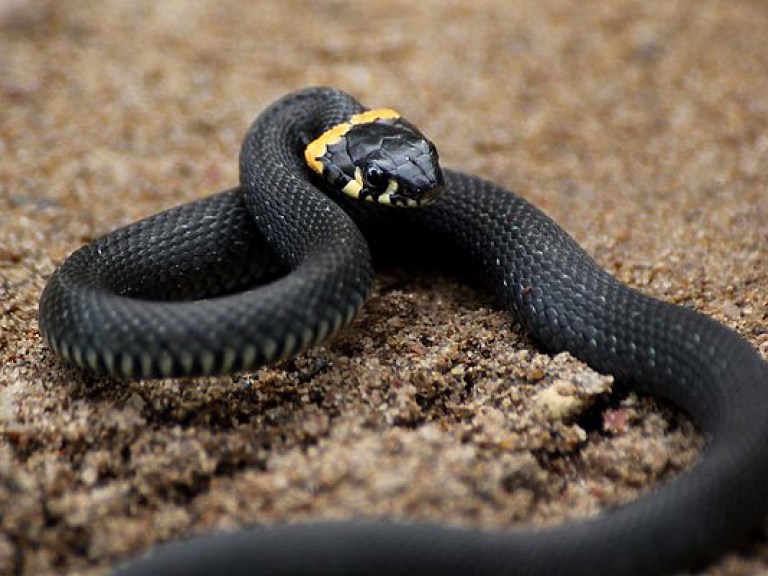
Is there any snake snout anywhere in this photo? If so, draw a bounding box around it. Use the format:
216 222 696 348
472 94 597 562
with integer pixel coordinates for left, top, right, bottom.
395 148 444 206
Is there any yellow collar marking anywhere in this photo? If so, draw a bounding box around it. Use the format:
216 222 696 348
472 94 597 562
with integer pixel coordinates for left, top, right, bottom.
304 108 401 176
349 108 400 126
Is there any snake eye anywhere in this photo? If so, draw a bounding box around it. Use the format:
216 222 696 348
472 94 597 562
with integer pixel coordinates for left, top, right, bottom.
363 164 388 190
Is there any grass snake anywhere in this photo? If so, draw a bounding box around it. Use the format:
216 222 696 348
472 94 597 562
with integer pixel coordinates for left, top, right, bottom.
39 87 768 575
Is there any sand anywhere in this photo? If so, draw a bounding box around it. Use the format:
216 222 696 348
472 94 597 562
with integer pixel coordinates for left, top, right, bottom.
1 1 767 574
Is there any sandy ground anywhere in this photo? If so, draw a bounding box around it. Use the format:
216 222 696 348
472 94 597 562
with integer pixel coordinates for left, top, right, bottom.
1 0 767 574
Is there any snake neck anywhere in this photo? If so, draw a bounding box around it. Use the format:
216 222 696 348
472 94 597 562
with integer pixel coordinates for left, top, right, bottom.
237 88 368 269
240 87 365 180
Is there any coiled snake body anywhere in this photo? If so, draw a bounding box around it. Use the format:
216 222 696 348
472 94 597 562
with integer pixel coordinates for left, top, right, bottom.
39 88 768 575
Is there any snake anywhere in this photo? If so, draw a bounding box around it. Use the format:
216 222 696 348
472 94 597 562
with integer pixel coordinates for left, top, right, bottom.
38 87 768 575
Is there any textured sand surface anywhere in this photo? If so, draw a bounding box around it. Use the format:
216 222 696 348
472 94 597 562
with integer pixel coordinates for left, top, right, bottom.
1 1 767 574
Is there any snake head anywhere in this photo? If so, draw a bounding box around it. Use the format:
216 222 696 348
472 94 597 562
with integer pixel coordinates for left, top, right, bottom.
305 108 444 207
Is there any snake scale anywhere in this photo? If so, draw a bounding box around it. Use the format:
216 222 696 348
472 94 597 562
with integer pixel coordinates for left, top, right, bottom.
39 87 768 575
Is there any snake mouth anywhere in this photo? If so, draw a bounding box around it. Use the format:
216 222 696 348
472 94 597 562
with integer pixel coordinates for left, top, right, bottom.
418 171 445 205
362 174 444 207
421 187 443 205
398 181 444 207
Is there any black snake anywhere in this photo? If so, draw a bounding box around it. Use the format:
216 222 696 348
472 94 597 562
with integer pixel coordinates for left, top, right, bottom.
39 87 768 575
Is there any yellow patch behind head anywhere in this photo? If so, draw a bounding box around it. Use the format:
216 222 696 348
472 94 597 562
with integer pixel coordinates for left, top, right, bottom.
304 121 351 175
304 108 402 176
349 108 400 125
